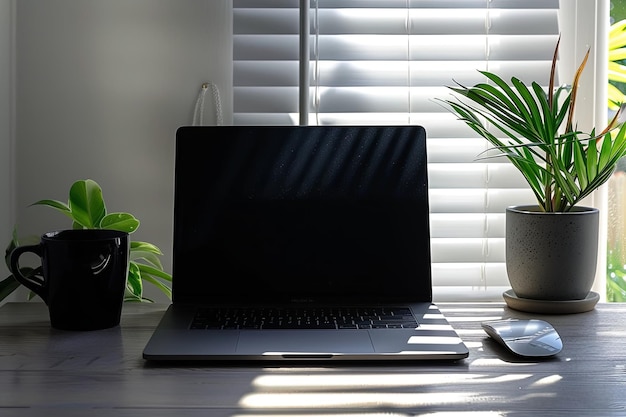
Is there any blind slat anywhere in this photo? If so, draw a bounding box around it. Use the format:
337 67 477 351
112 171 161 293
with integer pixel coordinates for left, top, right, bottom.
432 263 510 286
430 213 505 238
429 164 529 189
429 189 536 213
431 238 506 263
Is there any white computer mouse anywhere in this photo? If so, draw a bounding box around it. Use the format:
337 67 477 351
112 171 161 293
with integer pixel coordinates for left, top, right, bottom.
481 319 562 357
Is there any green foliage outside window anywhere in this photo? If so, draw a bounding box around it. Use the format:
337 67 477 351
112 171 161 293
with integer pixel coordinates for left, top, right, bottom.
607 1 626 301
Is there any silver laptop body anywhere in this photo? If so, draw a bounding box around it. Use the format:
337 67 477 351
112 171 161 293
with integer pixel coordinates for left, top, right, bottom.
143 125 469 362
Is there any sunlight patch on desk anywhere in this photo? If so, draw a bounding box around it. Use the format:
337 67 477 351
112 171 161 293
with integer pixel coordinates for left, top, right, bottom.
232 413 503 417
232 414 412 417
597 330 626 337
439 307 506 314
251 372 532 389
529 374 562 387
471 358 542 367
424 313 446 320
417 324 456 331
419 413 505 417
457 328 493 336
515 392 559 402
407 336 465 345
445 316 503 322
239 391 481 409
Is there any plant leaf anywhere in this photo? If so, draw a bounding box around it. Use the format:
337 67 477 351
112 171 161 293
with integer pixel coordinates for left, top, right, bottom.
566 48 590 132
4 228 19 270
131 254 163 270
30 199 74 223
573 139 589 190
136 264 173 299
548 35 560 109
100 212 140 233
130 240 163 255
136 263 172 282
130 241 165 270
68 179 107 228
31 199 71 213
126 261 143 300
0 275 20 302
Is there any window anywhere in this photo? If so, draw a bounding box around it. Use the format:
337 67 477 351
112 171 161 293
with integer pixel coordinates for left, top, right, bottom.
608 0 626 301
233 1 603 301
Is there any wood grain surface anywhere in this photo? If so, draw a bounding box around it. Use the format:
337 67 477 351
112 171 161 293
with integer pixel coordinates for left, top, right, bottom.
1 302 625 416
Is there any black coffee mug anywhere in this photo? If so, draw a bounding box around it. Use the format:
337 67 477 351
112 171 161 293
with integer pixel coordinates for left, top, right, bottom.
10 229 130 330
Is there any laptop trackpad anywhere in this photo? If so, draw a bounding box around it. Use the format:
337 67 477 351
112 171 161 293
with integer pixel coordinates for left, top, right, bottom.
236 331 375 355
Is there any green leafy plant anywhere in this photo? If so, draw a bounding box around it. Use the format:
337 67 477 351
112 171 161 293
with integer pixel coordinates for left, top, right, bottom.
1 179 172 303
606 19 626 302
609 19 626 111
439 37 626 212
608 246 626 302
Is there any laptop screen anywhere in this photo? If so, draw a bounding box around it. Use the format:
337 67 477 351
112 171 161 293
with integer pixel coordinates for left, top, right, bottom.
172 125 431 304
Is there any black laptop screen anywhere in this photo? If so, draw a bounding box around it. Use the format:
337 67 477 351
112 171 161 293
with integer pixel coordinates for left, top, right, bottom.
172 125 432 304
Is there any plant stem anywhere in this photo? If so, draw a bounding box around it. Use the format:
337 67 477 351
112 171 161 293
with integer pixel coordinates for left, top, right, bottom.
545 153 553 212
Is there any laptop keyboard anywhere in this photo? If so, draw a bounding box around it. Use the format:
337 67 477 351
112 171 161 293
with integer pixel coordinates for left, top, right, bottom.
190 306 419 330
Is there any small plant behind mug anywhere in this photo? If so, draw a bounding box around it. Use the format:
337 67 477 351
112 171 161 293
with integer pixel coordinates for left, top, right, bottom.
1 179 172 303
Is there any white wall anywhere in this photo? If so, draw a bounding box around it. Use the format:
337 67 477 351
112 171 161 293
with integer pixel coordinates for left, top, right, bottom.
7 0 232 303
0 0 15 299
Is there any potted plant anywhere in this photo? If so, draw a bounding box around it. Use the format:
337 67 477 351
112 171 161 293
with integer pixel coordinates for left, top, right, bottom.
439 37 626 312
1 179 172 303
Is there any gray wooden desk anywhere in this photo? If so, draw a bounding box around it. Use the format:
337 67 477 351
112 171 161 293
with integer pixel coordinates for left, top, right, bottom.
1 302 625 416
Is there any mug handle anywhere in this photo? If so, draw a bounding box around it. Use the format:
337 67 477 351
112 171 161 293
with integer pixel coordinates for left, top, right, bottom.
9 244 48 303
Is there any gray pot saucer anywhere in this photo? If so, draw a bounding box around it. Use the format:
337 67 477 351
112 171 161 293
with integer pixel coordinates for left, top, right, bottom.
503 289 599 314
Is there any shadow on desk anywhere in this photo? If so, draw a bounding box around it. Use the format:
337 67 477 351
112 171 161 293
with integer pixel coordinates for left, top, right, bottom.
142 357 471 369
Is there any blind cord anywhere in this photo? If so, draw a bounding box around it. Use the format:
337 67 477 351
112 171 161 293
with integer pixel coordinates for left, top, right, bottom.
193 82 223 126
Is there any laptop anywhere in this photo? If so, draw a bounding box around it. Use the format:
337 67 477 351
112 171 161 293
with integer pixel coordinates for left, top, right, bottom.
142 125 469 362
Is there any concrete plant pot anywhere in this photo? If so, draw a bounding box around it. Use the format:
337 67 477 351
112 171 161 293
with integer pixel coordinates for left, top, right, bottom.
505 205 599 301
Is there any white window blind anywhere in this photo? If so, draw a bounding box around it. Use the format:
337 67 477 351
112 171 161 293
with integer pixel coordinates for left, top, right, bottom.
233 0 560 301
